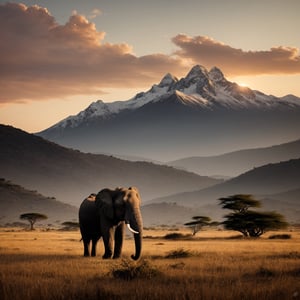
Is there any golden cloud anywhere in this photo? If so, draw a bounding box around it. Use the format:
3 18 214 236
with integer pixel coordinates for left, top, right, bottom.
0 3 185 103
172 34 300 76
1 3 299 104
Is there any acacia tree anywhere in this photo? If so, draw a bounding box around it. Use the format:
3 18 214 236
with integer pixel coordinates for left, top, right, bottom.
184 216 217 236
219 195 288 237
61 221 79 230
20 213 48 230
219 194 261 213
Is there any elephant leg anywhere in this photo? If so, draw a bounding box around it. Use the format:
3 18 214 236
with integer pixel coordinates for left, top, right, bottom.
102 228 114 259
113 223 125 259
91 236 100 256
91 239 97 257
83 239 90 257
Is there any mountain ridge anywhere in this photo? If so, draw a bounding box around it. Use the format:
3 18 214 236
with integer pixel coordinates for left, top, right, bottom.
0 124 220 206
40 65 300 133
152 158 300 205
0 178 78 225
168 138 300 176
148 158 300 222
37 65 300 161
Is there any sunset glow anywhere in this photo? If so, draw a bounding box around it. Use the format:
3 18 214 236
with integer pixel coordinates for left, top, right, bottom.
237 83 249 87
0 0 299 132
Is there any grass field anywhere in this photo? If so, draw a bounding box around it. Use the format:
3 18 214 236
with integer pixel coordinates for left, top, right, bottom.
0 227 299 299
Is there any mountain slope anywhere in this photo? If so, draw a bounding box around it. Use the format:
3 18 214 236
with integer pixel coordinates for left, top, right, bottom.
38 65 300 161
260 188 300 223
168 138 300 177
0 124 220 206
141 202 205 227
149 158 300 222
0 178 78 225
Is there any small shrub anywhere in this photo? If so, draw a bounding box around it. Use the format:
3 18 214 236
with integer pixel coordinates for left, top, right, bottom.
164 233 186 240
288 268 300 277
227 234 244 239
256 267 276 277
165 248 194 259
169 262 186 269
111 259 161 280
268 234 291 239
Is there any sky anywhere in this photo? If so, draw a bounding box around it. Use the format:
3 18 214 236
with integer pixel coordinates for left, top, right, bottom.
1 0 300 133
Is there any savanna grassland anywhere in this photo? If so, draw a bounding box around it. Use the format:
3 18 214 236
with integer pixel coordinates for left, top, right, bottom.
0 228 299 300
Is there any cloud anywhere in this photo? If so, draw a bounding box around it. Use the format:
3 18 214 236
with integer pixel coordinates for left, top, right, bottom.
1 3 299 105
172 34 300 76
89 8 102 19
0 3 185 104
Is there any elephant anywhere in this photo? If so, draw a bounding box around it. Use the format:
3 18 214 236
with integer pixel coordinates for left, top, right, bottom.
78 193 101 257
79 186 143 260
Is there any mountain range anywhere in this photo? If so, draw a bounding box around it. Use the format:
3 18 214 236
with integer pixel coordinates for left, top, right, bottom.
2 64 300 226
1 124 299 225
149 158 300 223
38 65 300 162
168 138 300 177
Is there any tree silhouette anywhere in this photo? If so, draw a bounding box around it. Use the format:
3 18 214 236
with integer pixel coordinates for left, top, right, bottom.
61 221 79 230
219 194 261 213
219 195 288 237
184 216 217 236
20 213 48 230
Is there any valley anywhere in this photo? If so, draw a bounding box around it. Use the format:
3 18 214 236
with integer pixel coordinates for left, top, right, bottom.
1 65 300 227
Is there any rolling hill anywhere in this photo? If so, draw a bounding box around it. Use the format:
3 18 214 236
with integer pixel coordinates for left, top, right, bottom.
0 124 220 207
168 138 300 177
149 158 300 222
0 178 78 226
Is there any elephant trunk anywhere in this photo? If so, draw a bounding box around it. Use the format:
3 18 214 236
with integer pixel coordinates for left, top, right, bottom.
131 231 142 260
126 206 143 260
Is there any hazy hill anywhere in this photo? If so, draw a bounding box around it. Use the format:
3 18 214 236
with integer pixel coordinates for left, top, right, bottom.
168 139 300 177
0 124 220 206
141 202 204 227
149 159 300 222
0 177 215 228
260 188 300 223
38 65 300 161
0 178 78 226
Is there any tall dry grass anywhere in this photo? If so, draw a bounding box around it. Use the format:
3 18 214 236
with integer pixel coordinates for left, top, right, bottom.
0 228 299 299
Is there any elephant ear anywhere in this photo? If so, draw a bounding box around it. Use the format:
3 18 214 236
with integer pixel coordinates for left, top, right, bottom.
95 189 114 220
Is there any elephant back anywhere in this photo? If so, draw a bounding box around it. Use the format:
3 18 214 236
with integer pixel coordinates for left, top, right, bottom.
95 188 116 220
79 195 100 232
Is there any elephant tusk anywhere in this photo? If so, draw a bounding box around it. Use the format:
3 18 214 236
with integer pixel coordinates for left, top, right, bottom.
127 223 139 234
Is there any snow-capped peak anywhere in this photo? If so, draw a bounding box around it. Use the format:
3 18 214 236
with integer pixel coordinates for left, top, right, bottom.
208 67 225 83
48 65 300 130
158 73 178 87
185 65 208 80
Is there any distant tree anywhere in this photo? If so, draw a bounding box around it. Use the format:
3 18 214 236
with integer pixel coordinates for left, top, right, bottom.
20 213 48 230
219 195 288 237
184 216 217 236
61 221 79 230
219 194 261 213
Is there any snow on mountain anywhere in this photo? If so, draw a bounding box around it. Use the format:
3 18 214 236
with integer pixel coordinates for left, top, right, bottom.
45 65 300 131
51 72 178 130
37 65 300 161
